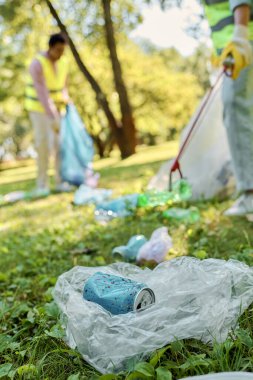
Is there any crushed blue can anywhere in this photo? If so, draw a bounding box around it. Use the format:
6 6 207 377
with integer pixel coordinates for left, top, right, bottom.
83 272 155 315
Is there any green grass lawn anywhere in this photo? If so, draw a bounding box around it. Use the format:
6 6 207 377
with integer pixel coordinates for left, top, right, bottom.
1 142 253 380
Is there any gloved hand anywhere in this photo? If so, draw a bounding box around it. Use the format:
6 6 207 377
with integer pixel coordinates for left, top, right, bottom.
62 93 71 105
52 119 60 134
50 110 61 134
47 102 61 133
221 24 253 79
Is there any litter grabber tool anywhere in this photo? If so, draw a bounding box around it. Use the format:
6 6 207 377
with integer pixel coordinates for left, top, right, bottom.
169 69 224 191
223 54 235 78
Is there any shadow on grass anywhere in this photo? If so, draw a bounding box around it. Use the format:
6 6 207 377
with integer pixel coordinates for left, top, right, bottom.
0 178 36 195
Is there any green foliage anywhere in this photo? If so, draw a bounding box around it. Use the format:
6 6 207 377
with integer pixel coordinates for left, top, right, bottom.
0 1 51 158
156 367 172 380
0 364 13 379
0 0 207 158
134 362 155 377
67 374 81 380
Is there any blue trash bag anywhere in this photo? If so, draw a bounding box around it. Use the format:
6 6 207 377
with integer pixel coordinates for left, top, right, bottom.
60 104 94 186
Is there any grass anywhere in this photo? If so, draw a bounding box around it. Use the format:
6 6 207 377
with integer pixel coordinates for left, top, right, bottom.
1 141 253 380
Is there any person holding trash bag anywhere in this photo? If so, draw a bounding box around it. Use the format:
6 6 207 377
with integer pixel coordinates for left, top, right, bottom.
203 1 253 215
25 33 71 195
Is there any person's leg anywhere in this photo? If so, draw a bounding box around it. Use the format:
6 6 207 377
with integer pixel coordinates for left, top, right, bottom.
29 112 51 190
50 119 61 187
50 118 72 191
222 58 253 215
222 64 253 191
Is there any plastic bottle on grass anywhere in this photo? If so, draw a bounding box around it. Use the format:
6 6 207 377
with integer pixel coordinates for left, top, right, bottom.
94 209 118 222
112 235 148 262
137 179 192 208
173 179 192 201
137 191 174 207
162 207 200 223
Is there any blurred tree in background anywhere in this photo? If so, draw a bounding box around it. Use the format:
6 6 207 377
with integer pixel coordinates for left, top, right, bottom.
0 0 209 162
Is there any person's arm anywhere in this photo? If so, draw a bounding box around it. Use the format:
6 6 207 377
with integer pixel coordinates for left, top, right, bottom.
232 4 251 55
234 4 251 25
29 59 59 119
62 76 70 104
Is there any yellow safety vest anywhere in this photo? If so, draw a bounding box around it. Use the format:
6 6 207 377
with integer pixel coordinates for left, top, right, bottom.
25 53 68 113
203 0 253 53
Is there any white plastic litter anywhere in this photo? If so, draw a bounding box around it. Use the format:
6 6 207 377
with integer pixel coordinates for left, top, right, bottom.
3 191 25 203
179 372 253 380
54 257 253 374
73 185 112 206
148 79 236 199
136 227 173 263
84 167 100 188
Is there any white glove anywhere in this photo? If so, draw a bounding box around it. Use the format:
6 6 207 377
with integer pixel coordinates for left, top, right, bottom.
232 24 253 65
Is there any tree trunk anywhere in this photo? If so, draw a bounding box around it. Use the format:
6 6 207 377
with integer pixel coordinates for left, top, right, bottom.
102 0 136 157
92 135 106 158
44 0 132 158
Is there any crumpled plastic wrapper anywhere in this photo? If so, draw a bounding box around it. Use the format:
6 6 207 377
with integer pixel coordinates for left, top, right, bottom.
53 257 253 374
137 227 173 263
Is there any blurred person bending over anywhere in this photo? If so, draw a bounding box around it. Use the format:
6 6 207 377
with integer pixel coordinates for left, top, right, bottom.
25 33 70 194
204 0 253 215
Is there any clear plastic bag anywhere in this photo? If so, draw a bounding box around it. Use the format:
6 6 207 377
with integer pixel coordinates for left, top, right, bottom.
148 79 236 200
54 257 253 374
179 373 253 380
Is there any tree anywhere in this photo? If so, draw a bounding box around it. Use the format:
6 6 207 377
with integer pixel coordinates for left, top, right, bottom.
45 0 134 158
102 0 136 156
0 0 206 160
